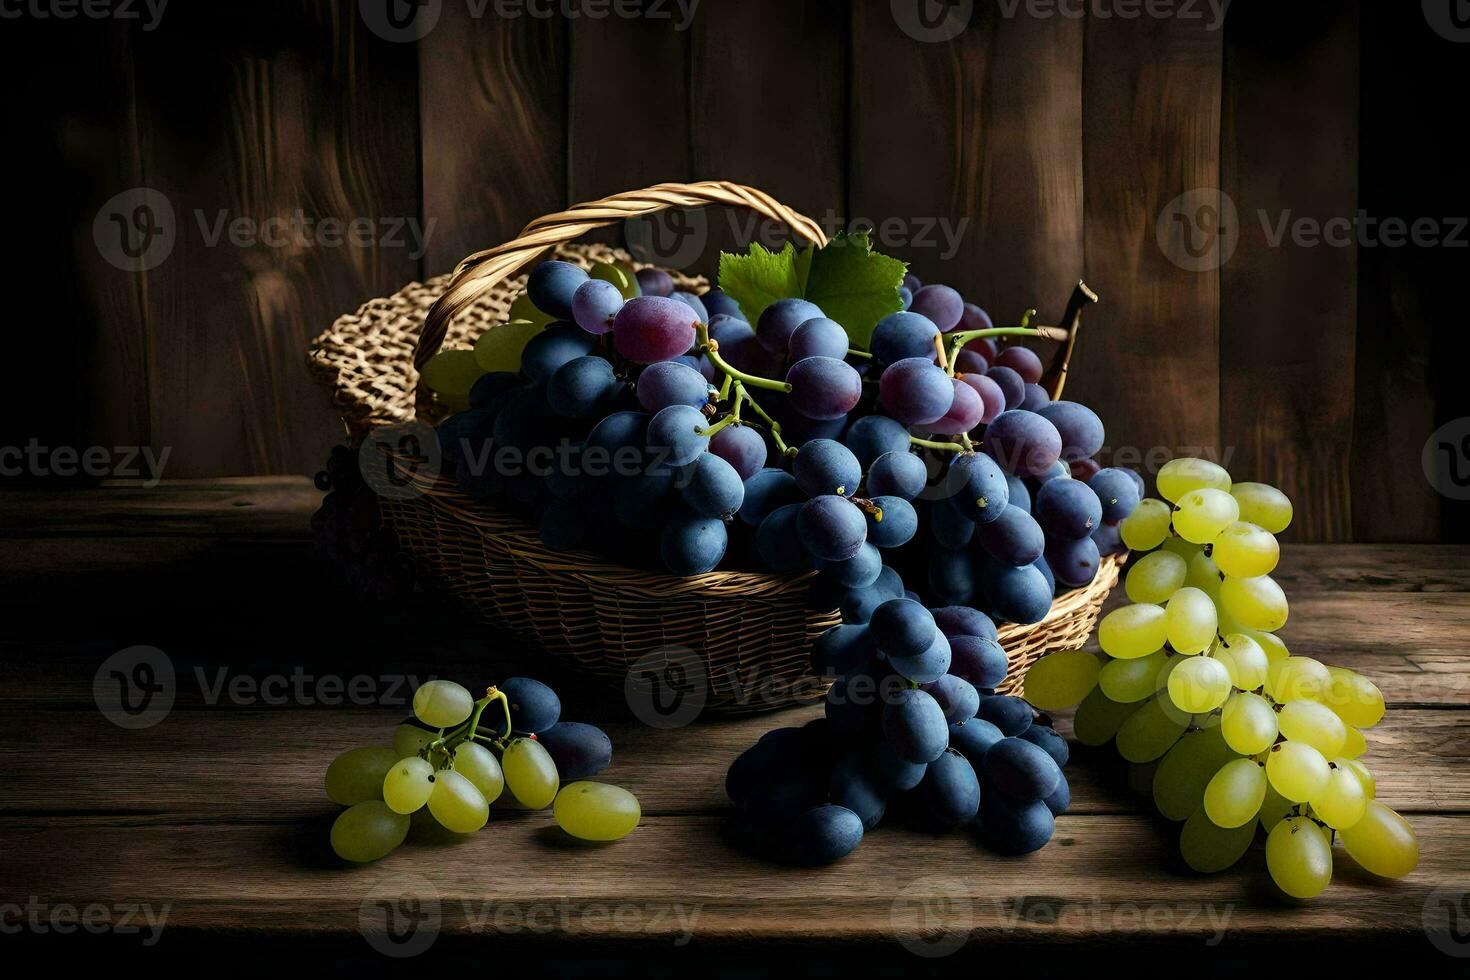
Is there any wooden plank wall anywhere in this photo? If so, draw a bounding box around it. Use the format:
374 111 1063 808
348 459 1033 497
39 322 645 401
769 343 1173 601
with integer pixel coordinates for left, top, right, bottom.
7 0 1465 542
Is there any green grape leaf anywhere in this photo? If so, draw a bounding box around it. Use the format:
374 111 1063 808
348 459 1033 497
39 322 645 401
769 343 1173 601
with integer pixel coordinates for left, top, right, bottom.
717 242 802 326
800 231 908 350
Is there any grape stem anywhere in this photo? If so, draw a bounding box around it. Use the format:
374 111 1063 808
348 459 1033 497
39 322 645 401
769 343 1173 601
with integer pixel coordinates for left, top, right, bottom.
943 321 1069 377
736 384 794 456
909 435 968 453
425 687 512 763
696 324 792 394
846 348 872 360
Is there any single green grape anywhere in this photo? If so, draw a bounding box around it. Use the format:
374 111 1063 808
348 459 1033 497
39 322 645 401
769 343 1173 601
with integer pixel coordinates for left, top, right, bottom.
1216 633 1268 690
1184 548 1224 599
1311 764 1367 830
1073 687 1143 747
1230 481 1293 534
331 800 411 863
589 261 641 299
1116 697 1189 763
1167 655 1232 714
1266 656 1331 702
1211 521 1280 578
1220 691 1279 755
1245 628 1290 663
553 781 642 841
1179 806 1256 873
1100 650 1170 703
450 740 505 804
1259 779 1295 834
1165 587 1218 655
1266 741 1330 803
324 746 400 806
427 769 490 833
1219 574 1289 632
1126 551 1188 604
1098 603 1168 659
508 292 556 329
1172 488 1240 545
1322 666 1386 729
383 756 436 814
1120 498 1173 551
474 318 546 372
1203 758 1267 829
1277 700 1347 757
1157 458 1232 503
503 737 559 809
1339 801 1418 879
413 679 475 729
1159 535 1200 560
1152 726 1237 822
392 723 436 760
1338 725 1367 760
1335 757 1376 799
1022 649 1101 710
1266 816 1333 898
421 349 485 402
1128 760 1160 797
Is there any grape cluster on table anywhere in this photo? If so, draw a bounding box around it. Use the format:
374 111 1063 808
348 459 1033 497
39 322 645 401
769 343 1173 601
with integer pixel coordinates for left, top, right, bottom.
1025 458 1419 898
324 677 638 864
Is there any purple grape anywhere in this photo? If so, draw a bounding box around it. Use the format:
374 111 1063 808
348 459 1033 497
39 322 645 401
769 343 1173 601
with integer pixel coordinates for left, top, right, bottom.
780 408 849 447
587 411 650 455
947 635 1009 689
960 302 993 334
983 410 1062 478
981 561 1053 624
1092 520 1125 556
976 504 1046 566
669 290 709 323
871 312 939 365
547 356 621 419
909 285 964 332
527 261 589 320
738 468 802 527
945 451 1010 525
1035 478 1102 540
636 360 710 413
985 366 1026 410
931 605 998 643
798 495 868 562
787 356 862 422
673 353 716 382
845 415 911 468
1020 383 1051 412
879 358 954 426
1089 467 1141 522
1037 401 1105 462
708 313 754 346
794 439 862 498
678 452 745 519
954 349 989 375
865 495 918 549
1122 467 1146 498
867 451 928 500
613 296 698 364
647 404 710 467
570 278 624 335
789 317 851 361
700 288 744 321
661 512 728 576
1045 535 1101 588
958 373 1006 423
995 346 1044 384
635 268 674 297
710 424 767 481
928 378 985 435
757 298 824 354
903 273 923 293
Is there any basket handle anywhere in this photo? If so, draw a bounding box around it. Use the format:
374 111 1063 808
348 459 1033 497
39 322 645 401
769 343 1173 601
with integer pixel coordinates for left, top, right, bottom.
414 181 830 373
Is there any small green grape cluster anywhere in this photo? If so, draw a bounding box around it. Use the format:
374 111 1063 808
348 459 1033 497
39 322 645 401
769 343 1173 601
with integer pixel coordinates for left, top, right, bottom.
1025 458 1418 899
324 679 639 863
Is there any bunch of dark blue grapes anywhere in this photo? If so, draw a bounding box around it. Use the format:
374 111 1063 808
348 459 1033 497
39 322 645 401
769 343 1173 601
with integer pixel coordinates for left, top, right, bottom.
726 593 1072 864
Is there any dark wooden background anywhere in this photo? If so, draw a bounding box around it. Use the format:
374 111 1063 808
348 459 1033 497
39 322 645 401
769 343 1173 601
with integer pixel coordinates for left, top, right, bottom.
3 0 1466 543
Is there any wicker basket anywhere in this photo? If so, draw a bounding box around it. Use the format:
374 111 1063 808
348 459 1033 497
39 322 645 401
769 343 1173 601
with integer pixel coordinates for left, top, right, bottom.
307 181 1121 712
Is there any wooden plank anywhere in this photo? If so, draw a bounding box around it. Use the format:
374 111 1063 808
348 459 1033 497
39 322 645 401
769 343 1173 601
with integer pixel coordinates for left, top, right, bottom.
1074 14 1222 481
0 477 318 538
849 2 1084 325
1352 4 1463 542
1220 2 1359 542
1271 544 1470 593
567 3 692 248
0 810 1461 941
689 0 848 263
419 4 568 276
128 1 420 476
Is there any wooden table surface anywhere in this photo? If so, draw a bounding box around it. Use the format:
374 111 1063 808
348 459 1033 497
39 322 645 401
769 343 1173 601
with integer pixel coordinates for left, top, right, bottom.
2 478 1468 964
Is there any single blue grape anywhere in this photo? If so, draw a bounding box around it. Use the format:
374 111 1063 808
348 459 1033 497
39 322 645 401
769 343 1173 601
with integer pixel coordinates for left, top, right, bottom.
870 311 939 365
909 284 964 332
949 718 1004 767
798 495 867 562
497 677 561 734
1089 467 1142 522
709 424 767 481
789 805 864 866
1091 520 1125 556
1035 478 1103 540
527 261 589 320
976 694 1033 737
930 605 998 643
1043 776 1071 815
789 317 851 361
636 360 710 413
947 635 1009 689
1045 535 1100 589
757 298 824 353
1020 383 1051 412
882 688 949 764
982 737 1062 802
865 495 917 549
918 748 981 829
786 356 863 422
647 404 710 467
738 468 803 527
587 410 650 456
977 791 1055 855
866 451 928 500
1037 401 1105 461
660 511 728 575
944 451 1010 525
536 722 612 781
983 410 1062 478
868 740 927 791
985 366 1025 410
547 355 621 419
810 623 875 677
1019 725 1070 768
869 598 937 659
923 674 980 724
889 629 951 685
879 357 953 425
981 560 1053 624
570 278 623 335
826 541 883 589
634 268 674 298
975 504 1046 566
521 324 595 382
678 452 745 519
793 439 862 498
844 415 912 468
700 288 743 321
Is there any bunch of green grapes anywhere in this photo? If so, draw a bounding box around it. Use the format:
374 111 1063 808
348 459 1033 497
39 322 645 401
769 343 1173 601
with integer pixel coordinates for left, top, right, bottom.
1025 458 1418 899
323 677 639 863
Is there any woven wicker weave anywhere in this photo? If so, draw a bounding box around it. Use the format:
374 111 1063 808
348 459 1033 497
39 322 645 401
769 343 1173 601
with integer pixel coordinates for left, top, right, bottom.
307 181 1120 712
